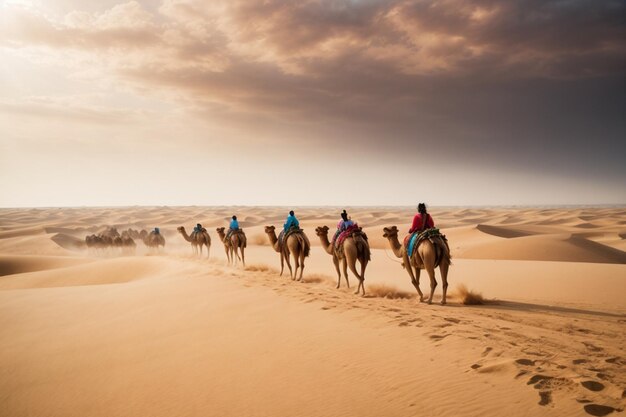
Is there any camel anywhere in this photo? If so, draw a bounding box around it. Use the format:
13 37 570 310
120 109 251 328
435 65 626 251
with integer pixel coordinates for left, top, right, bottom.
142 229 165 251
216 227 246 266
315 225 370 295
177 226 211 258
264 225 310 281
382 226 451 305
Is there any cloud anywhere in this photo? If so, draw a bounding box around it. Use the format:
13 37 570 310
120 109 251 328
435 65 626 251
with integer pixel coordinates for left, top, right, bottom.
1 0 624 184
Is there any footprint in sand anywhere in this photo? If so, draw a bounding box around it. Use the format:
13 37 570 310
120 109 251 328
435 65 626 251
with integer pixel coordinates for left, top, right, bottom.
471 364 482 369
481 347 493 357
444 317 461 324
430 334 449 341
527 374 571 390
583 342 603 352
574 359 589 365
583 404 618 416
581 381 605 392
538 391 552 406
515 359 535 366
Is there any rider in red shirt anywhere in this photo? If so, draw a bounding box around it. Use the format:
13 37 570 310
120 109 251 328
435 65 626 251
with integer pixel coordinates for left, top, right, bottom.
409 203 434 234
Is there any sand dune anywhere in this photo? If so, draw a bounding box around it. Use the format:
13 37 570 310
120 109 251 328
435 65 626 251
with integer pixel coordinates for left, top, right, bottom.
0 255 93 276
476 224 535 238
0 206 625 417
462 233 626 264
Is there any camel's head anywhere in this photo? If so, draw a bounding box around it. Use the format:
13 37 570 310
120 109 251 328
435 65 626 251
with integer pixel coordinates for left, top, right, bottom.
315 225 330 236
382 226 399 238
176 226 185 233
216 227 225 234
264 225 275 234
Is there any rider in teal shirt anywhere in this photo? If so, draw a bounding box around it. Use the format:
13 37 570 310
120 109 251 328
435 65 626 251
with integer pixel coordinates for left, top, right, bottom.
230 216 239 230
283 210 299 232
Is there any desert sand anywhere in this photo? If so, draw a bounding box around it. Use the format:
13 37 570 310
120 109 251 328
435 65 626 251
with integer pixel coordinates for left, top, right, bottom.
0 206 625 417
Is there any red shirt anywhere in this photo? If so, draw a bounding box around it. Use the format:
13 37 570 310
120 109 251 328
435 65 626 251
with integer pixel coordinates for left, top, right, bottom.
409 213 434 233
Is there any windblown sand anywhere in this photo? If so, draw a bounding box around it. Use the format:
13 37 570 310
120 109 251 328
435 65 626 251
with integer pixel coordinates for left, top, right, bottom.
1 206 625 417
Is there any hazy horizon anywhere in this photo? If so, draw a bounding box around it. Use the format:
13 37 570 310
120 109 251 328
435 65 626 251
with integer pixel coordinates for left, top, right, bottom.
1 0 625 207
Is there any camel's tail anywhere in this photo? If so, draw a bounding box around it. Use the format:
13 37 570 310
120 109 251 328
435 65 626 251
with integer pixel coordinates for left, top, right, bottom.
433 236 452 268
354 234 371 261
297 232 311 257
237 232 247 249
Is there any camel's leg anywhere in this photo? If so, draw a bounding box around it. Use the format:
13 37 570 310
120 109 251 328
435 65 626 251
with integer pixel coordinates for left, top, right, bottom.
341 259 350 289
241 246 245 268
332 255 341 288
413 267 425 302
284 252 294 279
206 244 210 260
426 266 438 305
358 258 368 296
224 245 230 264
347 259 362 295
279 251 285 276
405 255 424 302
234 242 242 262
439 261 450 305
293 249 301 281
298 250 305 281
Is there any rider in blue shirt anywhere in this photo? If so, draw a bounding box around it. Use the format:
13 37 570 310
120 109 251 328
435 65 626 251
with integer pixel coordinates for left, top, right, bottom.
226 215 239 240
283 210 299 232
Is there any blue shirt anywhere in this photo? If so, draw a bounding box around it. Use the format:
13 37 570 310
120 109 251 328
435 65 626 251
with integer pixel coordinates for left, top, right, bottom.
283 215 299 232
338 219 354 231
230 219 239 230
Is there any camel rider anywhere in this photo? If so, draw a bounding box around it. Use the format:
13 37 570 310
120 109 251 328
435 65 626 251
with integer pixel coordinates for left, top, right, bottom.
281 210 300 247
338 210 354 231
154 227 160 234
226 215 239 240
193 223 203 238
409 203 434 234
333 209 353 245
283 210 299 233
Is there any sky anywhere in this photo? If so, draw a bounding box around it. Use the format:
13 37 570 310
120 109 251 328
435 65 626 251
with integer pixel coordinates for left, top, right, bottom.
0 0 624 207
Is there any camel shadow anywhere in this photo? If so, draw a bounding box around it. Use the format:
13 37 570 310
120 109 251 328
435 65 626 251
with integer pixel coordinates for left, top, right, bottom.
454 299 625 318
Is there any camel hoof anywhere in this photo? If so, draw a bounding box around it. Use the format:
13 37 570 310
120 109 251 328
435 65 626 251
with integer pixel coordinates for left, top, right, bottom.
428 300 433 305
336 285 340 289
440 300 447 306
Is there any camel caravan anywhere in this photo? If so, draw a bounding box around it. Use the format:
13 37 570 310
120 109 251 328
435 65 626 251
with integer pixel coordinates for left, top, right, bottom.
85 227 164 255
82 204 452 304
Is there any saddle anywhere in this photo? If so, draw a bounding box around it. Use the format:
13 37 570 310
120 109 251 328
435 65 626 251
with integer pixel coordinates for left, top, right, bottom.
334 225 369 260
228 229 247 247
404 228 450 268
278 227 310 257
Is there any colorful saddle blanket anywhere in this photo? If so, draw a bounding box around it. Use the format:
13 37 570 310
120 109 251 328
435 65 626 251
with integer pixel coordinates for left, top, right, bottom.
404 228 443 258
334 224 362 249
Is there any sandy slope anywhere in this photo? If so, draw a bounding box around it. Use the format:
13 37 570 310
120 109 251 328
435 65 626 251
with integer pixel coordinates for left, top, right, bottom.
0 206 625 417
